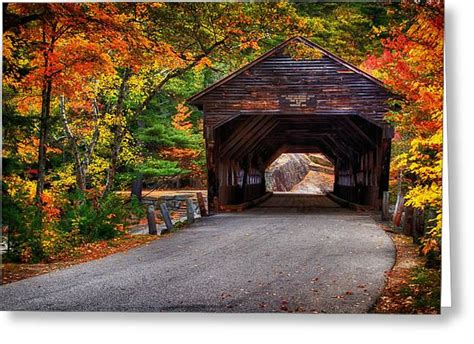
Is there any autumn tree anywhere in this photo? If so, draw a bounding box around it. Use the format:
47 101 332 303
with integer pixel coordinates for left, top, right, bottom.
362 1 444 255
3 3 128 201
120 2 304 197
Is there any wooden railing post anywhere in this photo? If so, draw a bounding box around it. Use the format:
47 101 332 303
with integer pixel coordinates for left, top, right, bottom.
403 206 414 236
159 203 173 233
196 192 207 216
412 208 424 243
186 199 195 224
392 193 404 227
146 204 157 235
382 191 390 221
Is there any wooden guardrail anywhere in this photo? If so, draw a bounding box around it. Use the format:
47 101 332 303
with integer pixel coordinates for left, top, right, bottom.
383 191 426 243
141 193 207 235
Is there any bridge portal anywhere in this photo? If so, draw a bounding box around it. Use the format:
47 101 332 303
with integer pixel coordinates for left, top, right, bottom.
188 37 394 213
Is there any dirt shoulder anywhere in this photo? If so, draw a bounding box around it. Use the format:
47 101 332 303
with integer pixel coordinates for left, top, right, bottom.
372 227 440 314
2 234 158 285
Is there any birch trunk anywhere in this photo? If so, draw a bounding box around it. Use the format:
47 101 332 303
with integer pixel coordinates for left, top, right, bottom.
105 68 131 193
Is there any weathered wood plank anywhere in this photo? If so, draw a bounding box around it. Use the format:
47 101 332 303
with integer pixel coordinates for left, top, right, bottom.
147 204 158 235
197 192 207 217
382 191 390 221
159 203 173 233
186 199 195 224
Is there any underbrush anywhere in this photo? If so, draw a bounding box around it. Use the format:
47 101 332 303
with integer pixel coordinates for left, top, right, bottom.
2 185 144 263
407 266 441 311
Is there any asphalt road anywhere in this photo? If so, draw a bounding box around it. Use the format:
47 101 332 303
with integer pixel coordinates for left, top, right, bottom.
1 194 395 313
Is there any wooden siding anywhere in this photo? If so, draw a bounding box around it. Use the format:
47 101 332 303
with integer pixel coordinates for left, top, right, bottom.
190 37 392 129
200 54 390 126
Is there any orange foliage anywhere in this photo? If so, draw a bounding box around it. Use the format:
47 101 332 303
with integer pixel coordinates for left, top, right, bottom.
362 2 444 254
172 104 193 132
160 147 203 177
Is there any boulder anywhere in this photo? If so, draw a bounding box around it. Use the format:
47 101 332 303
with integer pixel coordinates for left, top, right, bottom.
265 153 334 194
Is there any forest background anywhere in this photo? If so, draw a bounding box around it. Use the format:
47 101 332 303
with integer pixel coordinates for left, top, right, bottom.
1 1 443 263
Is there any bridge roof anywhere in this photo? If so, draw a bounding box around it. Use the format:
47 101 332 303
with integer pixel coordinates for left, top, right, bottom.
187 36 390 105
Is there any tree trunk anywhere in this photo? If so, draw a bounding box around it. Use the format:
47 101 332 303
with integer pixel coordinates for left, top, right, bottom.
35 25 55 204
105 68 130 193
59 95 87 191
130 176 143 201
35 77 52 204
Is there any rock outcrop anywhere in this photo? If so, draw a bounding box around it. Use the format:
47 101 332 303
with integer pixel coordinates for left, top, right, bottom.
265 153 334 194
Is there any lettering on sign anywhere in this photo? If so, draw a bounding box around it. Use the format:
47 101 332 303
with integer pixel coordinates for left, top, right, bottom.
279 94 316 107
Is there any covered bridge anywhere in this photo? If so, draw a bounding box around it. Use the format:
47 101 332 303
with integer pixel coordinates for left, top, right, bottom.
188 36 394 213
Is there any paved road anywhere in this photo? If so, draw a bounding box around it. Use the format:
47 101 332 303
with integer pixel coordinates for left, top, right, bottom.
1 194 395 313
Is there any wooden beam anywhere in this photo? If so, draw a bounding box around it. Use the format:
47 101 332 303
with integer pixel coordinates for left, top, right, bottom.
343 117 376 148
321 135 352 161
220 116 273 158
263 144 289 169
234 120 279 160
219 116 263 157
325 134 358 158
316 138 346 162
335 118 367 152
241 121 278 159
222 116 274 159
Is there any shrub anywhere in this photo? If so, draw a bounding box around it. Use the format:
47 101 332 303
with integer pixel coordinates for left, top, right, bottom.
2 179 45 262
2 179 145 263
61 190 129 241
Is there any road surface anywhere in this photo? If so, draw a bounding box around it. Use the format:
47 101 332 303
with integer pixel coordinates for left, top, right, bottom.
1 194 395 313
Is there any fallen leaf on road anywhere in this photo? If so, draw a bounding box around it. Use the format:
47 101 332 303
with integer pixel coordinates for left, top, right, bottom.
220 292 231 300
280 300 289 312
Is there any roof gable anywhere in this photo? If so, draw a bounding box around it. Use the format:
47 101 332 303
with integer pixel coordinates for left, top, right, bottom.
188 36 388 104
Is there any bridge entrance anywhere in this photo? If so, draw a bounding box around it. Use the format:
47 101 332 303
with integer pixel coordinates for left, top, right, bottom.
188 37 394 213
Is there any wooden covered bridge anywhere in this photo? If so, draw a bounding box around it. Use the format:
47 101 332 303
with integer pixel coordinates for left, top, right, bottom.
188 37 394 213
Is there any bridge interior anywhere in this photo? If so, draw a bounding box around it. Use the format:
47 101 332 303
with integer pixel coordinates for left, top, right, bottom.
208 113 391 211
